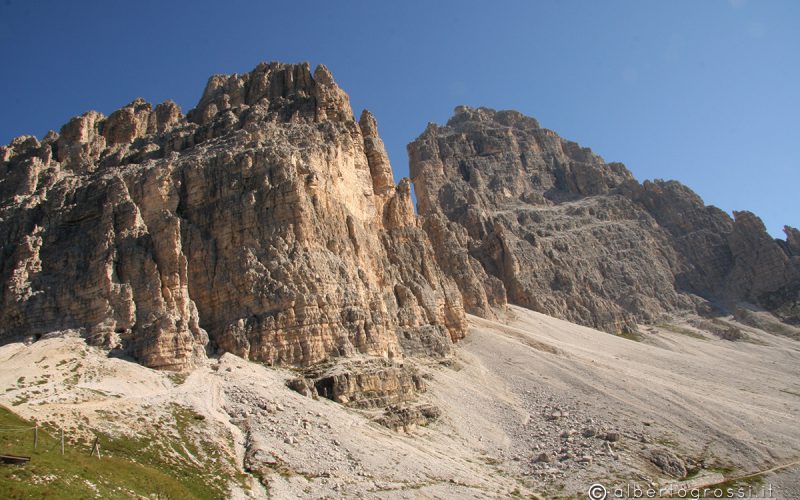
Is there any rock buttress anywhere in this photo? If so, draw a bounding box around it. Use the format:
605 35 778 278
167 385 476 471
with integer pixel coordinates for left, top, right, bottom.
0 62 466 369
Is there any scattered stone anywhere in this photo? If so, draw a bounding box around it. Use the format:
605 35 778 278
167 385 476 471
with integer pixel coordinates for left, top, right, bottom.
374 403 441 431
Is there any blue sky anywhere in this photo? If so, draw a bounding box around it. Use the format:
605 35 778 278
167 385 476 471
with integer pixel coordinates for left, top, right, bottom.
1 0 797 237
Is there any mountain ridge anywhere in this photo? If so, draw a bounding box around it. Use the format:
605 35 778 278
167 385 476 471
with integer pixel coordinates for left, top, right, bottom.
2 60 800 499
1 64 797 370
409 104 799 333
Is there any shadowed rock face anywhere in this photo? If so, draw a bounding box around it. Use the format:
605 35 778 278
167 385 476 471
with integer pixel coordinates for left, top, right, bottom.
410 106 800 332
0 62 466 370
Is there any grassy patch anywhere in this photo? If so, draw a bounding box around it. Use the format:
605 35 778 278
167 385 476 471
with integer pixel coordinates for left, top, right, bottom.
0 404 241 499
617 330 643 342
167 372 189 386
707 472 764 492
706 465 736 476
63 364 82 386
656 323 706 340
654 436 679 448
691 318 747 341
11 396 30 407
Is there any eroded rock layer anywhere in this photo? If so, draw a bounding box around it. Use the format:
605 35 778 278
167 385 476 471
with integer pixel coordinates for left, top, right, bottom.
410 106 799 332
0 62 466 369
288 358 426 408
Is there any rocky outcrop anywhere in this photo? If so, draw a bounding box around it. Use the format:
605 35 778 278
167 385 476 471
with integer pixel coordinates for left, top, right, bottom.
785 226 800 257
0 62 466 370
287 357 442 431
375 403 441 431
410 106 799 332
725 212 797 303
646 448 687 478
288 358 426 408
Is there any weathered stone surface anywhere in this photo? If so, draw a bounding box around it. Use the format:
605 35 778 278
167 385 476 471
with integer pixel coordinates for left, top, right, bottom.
359 110 394 199
784 226 800 257
103 97 152 145
725 212 797 300
646 448 687 478
291 358 426 408
55 111 107 171
0 62 466 370
374 403 441 431
410 106 799 332
629 181 800 325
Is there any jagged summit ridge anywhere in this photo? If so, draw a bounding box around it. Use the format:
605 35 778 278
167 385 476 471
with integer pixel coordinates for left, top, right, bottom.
3 62 355 179
187 62 353 125
410 105 799 332
0 62 466 370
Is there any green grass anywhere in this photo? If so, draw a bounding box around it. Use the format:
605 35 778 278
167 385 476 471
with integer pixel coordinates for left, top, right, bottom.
705 471 765 493
0 404 242 499
11 396 30 407
656 323 707 340
167 372 189 386
617 330 643 342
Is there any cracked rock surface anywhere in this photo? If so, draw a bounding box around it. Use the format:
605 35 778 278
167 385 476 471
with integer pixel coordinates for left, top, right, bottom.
409 106 800 333
0 62 465 370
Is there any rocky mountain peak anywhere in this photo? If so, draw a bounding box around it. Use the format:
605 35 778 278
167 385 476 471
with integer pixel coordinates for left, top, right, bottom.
186 62 352 125
785 225 800 256
410 107 799 332
0 61 466 370
447 105 541 130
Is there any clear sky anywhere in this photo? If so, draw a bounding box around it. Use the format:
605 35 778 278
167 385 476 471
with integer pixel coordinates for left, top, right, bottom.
1 0 797 237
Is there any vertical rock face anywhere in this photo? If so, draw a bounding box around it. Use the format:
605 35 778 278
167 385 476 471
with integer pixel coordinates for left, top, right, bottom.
410 106 799 331
0 62 466 370
785 226 800 257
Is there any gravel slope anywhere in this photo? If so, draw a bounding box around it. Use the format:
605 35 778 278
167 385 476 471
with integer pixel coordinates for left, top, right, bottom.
1 306 798 498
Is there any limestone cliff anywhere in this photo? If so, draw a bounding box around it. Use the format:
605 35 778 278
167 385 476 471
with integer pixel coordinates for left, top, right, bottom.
0 62 466 370
409 106 799 332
